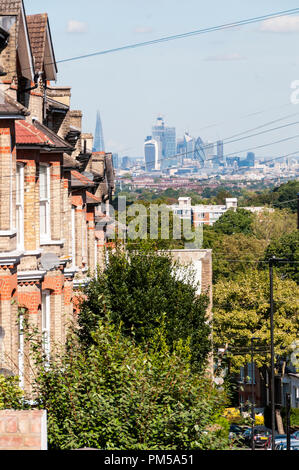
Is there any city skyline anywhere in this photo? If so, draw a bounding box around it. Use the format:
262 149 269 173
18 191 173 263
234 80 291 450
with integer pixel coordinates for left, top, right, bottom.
25 0 299 159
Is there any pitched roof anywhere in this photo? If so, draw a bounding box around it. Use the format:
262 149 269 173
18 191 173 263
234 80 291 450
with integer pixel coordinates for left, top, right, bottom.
46 97 69 113
71 170 95 188
63 153 80 169
16 120 73 150
86 191 100 204
26 13 57 79
0 0 35 81
15 120 53 145
33 120 73 151
0 0 23 15
0 91 29 117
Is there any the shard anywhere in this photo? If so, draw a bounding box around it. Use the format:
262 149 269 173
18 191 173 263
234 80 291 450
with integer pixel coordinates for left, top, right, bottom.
92 110 105 152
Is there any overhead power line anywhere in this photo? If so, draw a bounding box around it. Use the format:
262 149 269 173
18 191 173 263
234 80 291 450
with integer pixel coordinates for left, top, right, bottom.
55 8 299 65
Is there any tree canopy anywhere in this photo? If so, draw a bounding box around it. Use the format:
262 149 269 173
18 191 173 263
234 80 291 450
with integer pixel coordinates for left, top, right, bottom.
264 230 299 283
213 269 299 371
25 317 228 450
78 249 211 371
213 208 255 236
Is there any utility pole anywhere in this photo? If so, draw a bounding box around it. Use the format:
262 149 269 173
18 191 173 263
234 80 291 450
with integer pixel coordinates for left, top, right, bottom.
286 393 291 451
269 257 275 451
251 337 258 451
269 256 290 450
297 192 299 230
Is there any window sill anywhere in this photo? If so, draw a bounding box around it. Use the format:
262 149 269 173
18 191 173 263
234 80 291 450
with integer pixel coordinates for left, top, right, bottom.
0 229 17 237
40 239 65 246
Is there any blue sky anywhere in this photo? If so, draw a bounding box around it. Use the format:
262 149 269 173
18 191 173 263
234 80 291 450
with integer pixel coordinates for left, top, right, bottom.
25 0 299 159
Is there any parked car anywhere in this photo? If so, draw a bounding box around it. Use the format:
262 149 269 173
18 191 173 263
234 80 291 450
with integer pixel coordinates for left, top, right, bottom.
266 430 299 449
276 440 299 450
266 434 287 450
243 426 272 448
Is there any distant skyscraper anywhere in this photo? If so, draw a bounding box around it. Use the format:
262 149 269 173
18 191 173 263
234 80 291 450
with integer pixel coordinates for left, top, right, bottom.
93 111 105 152
151 116 176 169
217 140 224 161
247 152 255 167
121 156 131 170
112 153 119 169
144 136 160 171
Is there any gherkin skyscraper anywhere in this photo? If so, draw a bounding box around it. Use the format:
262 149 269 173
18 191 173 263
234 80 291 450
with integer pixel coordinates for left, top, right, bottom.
92 110 105 152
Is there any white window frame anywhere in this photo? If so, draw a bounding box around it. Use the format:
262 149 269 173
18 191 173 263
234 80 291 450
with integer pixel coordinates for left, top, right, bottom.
39 164 51 243
42 290 51 363
82 218 88 265
16 163 25 250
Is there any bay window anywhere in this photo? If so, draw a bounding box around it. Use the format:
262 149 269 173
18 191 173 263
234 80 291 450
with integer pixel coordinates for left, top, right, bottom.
39 164 51 242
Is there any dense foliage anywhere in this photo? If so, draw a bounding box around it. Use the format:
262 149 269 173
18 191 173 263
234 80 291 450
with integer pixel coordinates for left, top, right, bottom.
264 231 299 283
0 375 24 410
27 317 228 450
213 208 255 236
78 249 211 371
213 269 299 371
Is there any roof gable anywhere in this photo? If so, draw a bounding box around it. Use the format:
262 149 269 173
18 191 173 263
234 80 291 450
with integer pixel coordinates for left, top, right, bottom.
0 0 35 81
26 13 57 80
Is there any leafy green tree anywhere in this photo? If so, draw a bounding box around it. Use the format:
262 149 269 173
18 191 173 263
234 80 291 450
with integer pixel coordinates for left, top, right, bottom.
214 189 233 205
213 209 255 236
78 249 211 371
251 209 297 243
211 233 267 282
213 269 299 372
0 376 25 410
27 317 228 450
264 231 299 283
273 180 299 212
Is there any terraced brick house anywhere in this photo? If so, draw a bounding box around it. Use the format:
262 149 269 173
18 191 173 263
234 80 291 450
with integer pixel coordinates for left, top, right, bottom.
0 0 115 388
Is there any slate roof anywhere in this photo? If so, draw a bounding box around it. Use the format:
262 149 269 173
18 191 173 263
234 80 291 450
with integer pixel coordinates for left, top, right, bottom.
63 153 80 169
71 170 95 189
46 97 69 113
0 91 29 116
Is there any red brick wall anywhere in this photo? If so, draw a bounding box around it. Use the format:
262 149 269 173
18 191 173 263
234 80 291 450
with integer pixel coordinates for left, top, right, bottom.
0 410 47 450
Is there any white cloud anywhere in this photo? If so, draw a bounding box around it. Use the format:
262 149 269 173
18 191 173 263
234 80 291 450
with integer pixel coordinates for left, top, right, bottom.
204 53 246 62
260 15 299 33
134 26 153 34
67 20 88 34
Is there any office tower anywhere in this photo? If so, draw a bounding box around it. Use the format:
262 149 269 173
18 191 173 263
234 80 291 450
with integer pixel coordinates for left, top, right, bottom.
121 156 131 170
144 136 160 171
93 110 105 152
183 132 195 160
151 116 176 169
164 126 177 167
194 136 206 165
112 153 119 169
247 152 255 167
205 141 215 159
227 156 240 168
217 140 224 161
